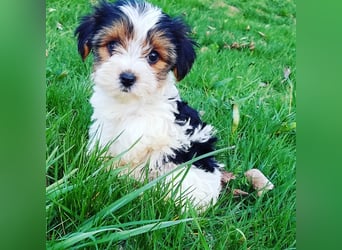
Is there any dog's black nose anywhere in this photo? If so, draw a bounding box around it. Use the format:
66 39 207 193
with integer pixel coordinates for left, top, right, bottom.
119 72 136 87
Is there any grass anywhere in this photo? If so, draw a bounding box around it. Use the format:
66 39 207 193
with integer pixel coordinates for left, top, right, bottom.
46 0 296 249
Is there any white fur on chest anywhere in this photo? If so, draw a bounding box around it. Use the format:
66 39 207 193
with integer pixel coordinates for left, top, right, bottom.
88 85 190 176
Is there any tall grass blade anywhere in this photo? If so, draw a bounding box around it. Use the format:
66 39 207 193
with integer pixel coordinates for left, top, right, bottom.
51 218 193 249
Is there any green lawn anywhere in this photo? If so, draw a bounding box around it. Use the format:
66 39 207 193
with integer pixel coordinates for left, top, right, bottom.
46 0 296 249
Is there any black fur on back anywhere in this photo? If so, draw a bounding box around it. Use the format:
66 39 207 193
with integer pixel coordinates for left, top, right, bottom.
166 101 220 172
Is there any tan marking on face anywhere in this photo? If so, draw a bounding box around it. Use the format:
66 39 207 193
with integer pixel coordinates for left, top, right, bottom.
100 21 132 47
147 30 177 81
96 46 111 65
92 21 132 64
148 30 176 64
151 60 170 82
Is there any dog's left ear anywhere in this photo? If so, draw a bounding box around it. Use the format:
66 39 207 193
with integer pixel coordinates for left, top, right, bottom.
172 18 197 81
75 15 95 61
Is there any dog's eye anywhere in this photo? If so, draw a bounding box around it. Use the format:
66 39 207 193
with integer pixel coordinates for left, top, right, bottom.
147 50 159 64
107 41 118 54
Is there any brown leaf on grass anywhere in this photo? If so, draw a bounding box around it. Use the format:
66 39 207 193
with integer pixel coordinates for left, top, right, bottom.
282 67 291 83
245 169 274 196
221 170 236 185
229 41 255 51
227 5 240 15
249 41 255 51
221 171 249 197
210 1 240 17
257 31 266 37
230 42 240 49
232 189 249 196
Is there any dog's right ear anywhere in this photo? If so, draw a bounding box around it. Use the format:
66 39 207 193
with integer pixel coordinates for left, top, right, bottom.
75 15 95 61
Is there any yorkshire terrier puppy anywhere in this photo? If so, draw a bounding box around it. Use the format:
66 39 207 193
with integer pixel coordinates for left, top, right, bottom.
75 0 223 210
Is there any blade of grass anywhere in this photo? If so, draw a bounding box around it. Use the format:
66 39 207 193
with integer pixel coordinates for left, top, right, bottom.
51 218 193 249
46 145 73 172
46 168 78 195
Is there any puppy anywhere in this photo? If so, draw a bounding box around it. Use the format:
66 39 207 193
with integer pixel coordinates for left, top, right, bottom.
75 0 223 210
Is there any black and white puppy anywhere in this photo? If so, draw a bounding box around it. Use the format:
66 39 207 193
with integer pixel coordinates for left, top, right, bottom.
75 0 223 210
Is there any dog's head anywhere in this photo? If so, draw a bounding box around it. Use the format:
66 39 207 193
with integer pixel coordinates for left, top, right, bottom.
75 0 196 98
